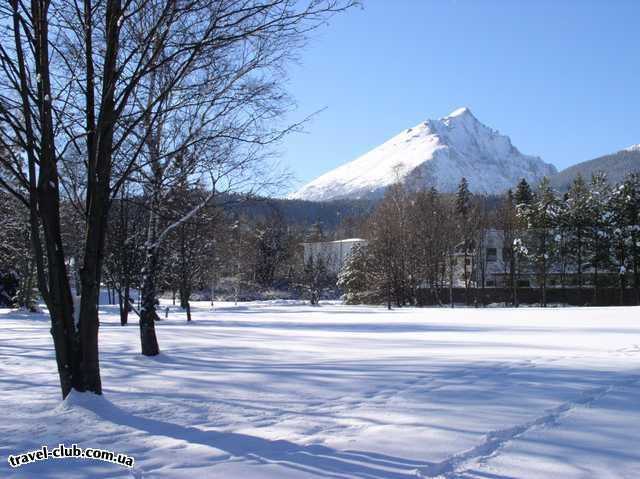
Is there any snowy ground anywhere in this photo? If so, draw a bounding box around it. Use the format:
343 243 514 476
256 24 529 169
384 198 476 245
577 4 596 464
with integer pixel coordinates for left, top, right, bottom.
1 301 639 478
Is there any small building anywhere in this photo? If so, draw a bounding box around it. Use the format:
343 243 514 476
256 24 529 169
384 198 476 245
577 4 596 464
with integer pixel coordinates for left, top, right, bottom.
463 229 622 289
449 228 506 287
302 238 368 276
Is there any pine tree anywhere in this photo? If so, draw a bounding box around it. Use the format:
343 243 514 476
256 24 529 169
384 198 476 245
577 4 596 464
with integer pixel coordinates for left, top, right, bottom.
254 212 288 288
455 177 471 216
610 173 640 302
455 178 474 302
0 192 36 310
337 243 372 304
515 178 534 206
497 190 520 305
563 174 591 289
585 173 614 304
518 178 560 306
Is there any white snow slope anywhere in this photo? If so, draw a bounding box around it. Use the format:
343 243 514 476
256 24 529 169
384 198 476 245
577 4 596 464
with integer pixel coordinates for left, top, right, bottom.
2 301 640 478
290 108 557 200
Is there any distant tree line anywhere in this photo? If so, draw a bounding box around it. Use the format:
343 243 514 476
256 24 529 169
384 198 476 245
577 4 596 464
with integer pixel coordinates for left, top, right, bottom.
339 173 640 308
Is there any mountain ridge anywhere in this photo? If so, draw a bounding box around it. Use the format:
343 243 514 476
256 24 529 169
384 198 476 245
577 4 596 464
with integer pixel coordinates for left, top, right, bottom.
289 108 557 201
550 147 640 191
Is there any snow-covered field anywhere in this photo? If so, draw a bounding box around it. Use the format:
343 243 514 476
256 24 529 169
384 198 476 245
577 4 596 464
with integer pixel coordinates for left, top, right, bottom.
1 301 639 478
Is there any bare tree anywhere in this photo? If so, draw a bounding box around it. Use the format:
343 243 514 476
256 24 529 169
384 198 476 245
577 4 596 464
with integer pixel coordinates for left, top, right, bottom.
164 185 219 322
367 182 409 308
127 0 357 355
103 187 146 325
0 0 356 396
497 190 519 305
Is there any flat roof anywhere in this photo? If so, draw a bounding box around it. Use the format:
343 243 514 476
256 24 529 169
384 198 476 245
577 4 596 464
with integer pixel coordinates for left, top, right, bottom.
302 238 368 245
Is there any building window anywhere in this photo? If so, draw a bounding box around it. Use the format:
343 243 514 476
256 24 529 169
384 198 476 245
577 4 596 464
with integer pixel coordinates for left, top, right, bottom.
486 248 497 261
518 279 530 287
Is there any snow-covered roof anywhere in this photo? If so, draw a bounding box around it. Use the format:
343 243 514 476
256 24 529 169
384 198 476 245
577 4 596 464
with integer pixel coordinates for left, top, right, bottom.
302 238 367 246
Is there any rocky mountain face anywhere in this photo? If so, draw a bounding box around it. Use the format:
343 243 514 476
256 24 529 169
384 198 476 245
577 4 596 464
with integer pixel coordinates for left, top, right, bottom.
290 107 557 201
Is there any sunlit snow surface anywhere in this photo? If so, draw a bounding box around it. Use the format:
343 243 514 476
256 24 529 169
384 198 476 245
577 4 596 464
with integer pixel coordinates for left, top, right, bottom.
1 301 639 478
289 108 557 200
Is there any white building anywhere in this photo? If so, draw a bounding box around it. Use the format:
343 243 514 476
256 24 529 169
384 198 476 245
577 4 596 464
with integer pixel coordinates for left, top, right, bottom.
302 238 368 275
459 229 621 289
450 228 505 287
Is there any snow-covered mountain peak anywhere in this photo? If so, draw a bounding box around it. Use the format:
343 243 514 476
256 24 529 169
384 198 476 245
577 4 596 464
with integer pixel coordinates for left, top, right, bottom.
444 106 474 119
441 107 485 130
624 144 640 152
289 108 557 201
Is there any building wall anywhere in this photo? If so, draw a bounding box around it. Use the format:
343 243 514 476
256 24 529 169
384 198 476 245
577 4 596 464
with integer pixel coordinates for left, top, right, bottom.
472 229 623 289
302 239 368 276
415 286 639 307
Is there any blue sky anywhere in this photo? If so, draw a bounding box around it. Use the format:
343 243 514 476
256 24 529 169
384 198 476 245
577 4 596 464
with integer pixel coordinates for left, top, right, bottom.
279 0 640 192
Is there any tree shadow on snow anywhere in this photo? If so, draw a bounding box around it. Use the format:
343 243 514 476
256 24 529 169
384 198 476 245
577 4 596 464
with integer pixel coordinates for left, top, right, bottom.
55 360 640 479
70 394 441 479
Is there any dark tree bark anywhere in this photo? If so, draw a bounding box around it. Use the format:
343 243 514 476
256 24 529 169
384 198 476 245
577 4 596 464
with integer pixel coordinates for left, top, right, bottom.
1 0 357 396
140 200 161 356
140 245 160 356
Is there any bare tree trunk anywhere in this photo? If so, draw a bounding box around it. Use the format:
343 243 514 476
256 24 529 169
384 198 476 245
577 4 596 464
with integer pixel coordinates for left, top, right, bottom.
510 255 516 307
540 260 547 307
117 288 124 324
593 265 599 305
72 0 123 395
463 250 469 305
140 205 161 356
140 249 160 355
449 252 454 308
540 233 547 308
118 282 130 326
634 260 639 305
576 231 585 304
15 0 103 396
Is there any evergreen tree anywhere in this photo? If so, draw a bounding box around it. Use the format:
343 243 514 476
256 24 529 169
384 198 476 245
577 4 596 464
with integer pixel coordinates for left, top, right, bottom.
254 212 289 288
518 178 560 306
563 174 591 289
497 189 520 305
337 243 373 304
455 177 471 216
515 178 534 206
0 192 36 310
585 173 614 303
610 173 640 301
455 177 474 302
